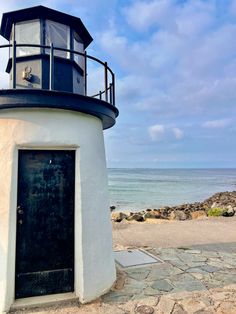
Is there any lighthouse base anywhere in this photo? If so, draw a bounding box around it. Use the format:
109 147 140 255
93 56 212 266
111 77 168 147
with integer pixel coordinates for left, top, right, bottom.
0 107 116 313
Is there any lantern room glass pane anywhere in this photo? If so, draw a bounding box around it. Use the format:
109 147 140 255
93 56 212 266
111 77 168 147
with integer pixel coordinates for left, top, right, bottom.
73 32 84 69
15 20 40 56
45 20 70 58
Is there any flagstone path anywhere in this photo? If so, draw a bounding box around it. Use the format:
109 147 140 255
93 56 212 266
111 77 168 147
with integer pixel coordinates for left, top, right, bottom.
12 242 236 314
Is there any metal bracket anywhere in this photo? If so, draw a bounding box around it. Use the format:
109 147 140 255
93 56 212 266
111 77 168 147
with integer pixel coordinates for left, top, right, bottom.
22 66 33 82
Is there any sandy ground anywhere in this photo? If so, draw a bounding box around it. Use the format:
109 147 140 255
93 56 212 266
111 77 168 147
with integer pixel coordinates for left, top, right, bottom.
112 216 236 249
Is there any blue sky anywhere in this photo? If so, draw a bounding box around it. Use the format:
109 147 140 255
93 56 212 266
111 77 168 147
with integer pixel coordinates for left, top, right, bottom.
0 0 236 168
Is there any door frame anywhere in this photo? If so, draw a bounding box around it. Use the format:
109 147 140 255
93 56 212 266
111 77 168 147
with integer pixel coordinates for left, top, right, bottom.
5 145 81 309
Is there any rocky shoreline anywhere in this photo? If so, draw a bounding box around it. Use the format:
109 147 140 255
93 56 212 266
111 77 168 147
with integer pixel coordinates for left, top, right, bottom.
111 191 236 222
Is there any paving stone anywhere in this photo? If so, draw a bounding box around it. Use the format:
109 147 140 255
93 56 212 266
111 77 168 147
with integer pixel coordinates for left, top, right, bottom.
202 278 222 289
216 301 236 313
186 267 210 275
172 280 206 293
200 251 220 258
207 260 233 269
136 296 159 307
150 279 173 292
171 272 196 283
193 307 216 314
180 298 206 314
116 299 137 313
214 273 236 285
189 272 204 280
199 264 221 273
143 286 163 296
172 303 188 314
222 258 236 267
186 250 202 254
185 261 208 268
168 290 199 300
200 295 213 307
99 303 126 314
122 280 146 296
125 269 150 281
178 253 207 263
222 284 236 290
168 260 190 271
102 291 134 303
156 295 175 314
219 252 235 258
159 254 182 262
147 264 182 281
211 291 231 301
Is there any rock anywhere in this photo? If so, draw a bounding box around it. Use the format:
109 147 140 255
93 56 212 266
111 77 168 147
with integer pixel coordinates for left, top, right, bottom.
144 210 161 219
111 212 127 222
203 191 236 210
126 213 145 222
159 207 169 219
222 206 235 217
135 305 154 314
191 210 207 219
143 212 152 220
110 205 116 212
157 296 175 314
169 211 176 220
169 210 187 221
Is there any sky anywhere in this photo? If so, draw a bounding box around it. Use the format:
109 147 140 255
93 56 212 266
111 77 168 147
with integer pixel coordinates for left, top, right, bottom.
0 0 236 168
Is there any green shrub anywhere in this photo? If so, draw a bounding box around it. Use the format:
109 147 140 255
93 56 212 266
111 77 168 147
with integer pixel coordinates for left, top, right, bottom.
207 207 226 217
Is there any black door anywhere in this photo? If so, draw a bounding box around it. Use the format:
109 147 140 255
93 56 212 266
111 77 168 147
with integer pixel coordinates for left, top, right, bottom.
15 150 75 299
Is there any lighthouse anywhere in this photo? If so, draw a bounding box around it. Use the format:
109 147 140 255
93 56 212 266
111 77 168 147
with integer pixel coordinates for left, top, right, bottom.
0 6 118 313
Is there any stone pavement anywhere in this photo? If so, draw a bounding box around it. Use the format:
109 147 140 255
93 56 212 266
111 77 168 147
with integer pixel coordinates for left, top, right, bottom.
102 243 236 313
12 242 236 314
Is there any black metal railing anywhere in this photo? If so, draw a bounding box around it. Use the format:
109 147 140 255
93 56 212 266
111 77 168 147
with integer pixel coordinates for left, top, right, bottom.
0 42 115 106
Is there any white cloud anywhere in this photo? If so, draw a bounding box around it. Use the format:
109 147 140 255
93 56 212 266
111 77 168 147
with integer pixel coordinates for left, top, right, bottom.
97 0 236 122
172 127 184 139
148 124 165 141
202 119 231 129
123 0 176 32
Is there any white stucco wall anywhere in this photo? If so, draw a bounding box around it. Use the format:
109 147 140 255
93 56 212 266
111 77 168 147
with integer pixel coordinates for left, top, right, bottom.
0 108 116 313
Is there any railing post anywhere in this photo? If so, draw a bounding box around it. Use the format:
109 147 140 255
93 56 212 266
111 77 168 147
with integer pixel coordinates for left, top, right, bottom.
84 50 87 96
49 43 54 90
104 62 108 102
12 40 16 89
112 73 115 106
109 83 112 105
12 23 16 89
99 91 102 100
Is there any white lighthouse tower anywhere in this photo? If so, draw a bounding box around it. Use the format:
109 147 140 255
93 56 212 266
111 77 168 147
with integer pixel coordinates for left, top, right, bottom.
0 6 118 313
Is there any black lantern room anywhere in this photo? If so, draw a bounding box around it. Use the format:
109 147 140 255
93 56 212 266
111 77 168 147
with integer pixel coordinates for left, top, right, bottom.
0 5 118 129
0 6 93 93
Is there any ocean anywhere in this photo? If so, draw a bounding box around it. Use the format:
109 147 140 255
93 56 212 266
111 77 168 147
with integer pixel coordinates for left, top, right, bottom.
108 168 236 211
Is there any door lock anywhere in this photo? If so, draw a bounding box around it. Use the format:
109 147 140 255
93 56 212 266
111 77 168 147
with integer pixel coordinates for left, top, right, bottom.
17 206 24 214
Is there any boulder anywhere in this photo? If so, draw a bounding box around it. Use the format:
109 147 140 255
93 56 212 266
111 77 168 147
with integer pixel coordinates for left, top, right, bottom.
222 206 235 217
126 213 145 222
111 212 127 222
159 208 169 219
169 210 187 221
144 210 161 219
191 210 207 219
110 205 116 212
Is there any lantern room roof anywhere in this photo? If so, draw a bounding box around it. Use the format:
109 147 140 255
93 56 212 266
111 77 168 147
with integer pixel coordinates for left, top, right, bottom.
0 5 93 48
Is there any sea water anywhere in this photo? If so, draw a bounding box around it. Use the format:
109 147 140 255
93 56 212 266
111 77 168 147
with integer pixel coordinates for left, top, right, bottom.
108 168 236 211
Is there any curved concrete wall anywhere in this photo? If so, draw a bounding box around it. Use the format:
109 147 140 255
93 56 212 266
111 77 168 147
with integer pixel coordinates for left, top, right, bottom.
0 108 116 313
